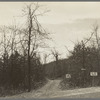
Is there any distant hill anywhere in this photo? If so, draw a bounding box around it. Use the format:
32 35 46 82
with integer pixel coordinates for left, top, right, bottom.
44 58 71 79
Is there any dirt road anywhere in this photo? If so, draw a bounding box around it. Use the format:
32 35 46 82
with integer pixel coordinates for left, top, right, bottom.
32 79 61 98
2 79 100 98
3 79 61 99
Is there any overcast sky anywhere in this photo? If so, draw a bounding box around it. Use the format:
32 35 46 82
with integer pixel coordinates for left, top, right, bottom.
0 2 100 62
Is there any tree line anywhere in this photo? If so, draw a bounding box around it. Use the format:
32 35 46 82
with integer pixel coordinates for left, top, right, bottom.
0 3 50 95
45 24 100 88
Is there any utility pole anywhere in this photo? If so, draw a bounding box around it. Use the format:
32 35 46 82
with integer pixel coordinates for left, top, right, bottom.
81 40 86 87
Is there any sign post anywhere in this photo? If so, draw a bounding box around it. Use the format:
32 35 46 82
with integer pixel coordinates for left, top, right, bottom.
90 72 98 86
81 68 86 87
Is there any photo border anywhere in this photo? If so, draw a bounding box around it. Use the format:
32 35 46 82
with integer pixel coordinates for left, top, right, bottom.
0 0 100 100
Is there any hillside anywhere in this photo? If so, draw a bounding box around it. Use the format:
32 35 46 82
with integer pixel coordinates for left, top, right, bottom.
44 59 70 79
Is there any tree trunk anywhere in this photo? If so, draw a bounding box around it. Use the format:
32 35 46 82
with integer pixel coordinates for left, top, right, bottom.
28 8 32 92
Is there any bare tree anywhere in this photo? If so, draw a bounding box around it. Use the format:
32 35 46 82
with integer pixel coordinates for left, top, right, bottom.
51 48 60 78
0 26 9 85
43 53 51 64
92 24 100 71
20 3 50 92
51 48 59 62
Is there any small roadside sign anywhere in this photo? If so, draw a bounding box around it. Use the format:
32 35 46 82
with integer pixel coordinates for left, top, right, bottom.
90 72 98 76
66 74 71 78
81 68 86 71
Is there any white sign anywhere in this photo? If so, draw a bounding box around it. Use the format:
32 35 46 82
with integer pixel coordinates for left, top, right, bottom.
90 72 98 76
66 74 71 78
81 68 86 71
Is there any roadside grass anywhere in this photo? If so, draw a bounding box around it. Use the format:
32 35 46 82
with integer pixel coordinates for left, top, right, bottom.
0 79 47 97
59 77 92 90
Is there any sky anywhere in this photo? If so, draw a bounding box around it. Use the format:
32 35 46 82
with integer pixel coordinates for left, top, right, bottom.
0 2 100 63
